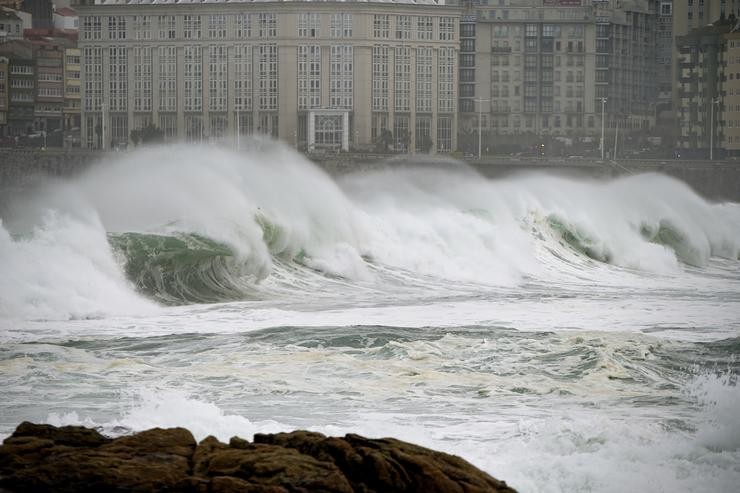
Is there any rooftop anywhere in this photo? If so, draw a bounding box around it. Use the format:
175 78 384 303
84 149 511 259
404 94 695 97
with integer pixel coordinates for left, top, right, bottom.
54 7 77 16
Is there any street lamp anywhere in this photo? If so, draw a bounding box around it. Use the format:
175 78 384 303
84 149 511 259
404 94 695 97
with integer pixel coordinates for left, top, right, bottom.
474 97 490 159
600 97 607 160
710 97 719 161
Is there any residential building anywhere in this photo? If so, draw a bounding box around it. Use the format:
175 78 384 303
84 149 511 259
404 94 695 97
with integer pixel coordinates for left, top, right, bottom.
32 39 64 132
0 40 35 135
722 31 740 154
63 45 80 137
656 1 673 102
0 55 8 134
74 0 460 153
0 8 23 41
54 7 78 31
675 23 730 154
448 0 658 155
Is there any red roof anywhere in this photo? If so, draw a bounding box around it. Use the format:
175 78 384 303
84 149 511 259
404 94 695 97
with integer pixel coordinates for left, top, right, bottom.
54 7 77 17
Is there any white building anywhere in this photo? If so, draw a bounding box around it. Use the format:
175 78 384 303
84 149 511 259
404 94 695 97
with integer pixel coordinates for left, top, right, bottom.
53 6 79 31
74 0 460 154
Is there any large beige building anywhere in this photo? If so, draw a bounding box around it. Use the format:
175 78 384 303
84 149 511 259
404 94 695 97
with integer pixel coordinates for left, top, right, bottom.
74 0 460 153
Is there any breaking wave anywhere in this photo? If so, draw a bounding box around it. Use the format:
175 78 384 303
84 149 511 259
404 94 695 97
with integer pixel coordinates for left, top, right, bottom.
1 141 739 318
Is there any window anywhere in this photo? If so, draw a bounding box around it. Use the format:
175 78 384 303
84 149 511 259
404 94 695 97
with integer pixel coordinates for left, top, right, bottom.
108 16 126 40
374 15 389 38
394 114 409 152
184 15 201 40
331 13 352 38
461 39 475 52
330 45 353 109
235 14 251 38
298 13 320 38
81 16 101 41
395 47 411 112
132 47 152 111
158 15 175 40
258 13 277 38
525 24 537 37
461 54 475 67
437 116 451 152
396 15 411 40
417 16 432 41
184 46 202 112
159 46 177 112
108 46 128 111
439 17 455 41
133 15 151 41
438 47 455 113
543 24 559 38
258 43 278 110
461 23 475 38
208 14 226 39
372 46 389 111
209 46 227 111
298 45 321 109
234 44 252 111
416 47 432 113
493 25 509 38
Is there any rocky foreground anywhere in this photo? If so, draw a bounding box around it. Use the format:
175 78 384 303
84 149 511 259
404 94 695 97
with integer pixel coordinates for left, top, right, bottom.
0 422 516 492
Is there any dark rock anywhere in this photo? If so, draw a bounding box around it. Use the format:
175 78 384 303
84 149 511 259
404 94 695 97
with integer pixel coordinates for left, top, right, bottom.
0 422 516 493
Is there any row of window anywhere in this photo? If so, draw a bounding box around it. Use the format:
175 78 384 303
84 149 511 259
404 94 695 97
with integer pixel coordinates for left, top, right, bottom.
373 15 455 41
83 44 280 113
82 13 278 41
81 14 458 42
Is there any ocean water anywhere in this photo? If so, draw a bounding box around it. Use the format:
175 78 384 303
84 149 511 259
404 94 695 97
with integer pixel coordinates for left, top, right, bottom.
1 142 739 492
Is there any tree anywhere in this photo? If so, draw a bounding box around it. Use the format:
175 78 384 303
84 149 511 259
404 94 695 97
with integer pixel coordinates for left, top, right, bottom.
141 124 164 143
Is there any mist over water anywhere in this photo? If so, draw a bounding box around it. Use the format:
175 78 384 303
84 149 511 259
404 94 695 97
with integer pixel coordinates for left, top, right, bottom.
1 141 739 492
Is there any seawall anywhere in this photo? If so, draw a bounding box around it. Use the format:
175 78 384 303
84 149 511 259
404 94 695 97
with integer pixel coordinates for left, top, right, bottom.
2 148 739 202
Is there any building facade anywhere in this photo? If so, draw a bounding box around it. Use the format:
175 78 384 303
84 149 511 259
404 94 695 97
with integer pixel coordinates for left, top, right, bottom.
75 0 460 153
33 40 64 132
448 0 657 155
0 40 34 135
63 46 80 135
722 31 740 153
0 9 22 42
676 24 729 155
0 55 8 134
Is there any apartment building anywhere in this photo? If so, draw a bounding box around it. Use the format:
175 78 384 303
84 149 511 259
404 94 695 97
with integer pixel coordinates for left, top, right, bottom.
449 0 657 155
0 40 34 135
0 8 22 41
0 55 8 134
63 46 80 135
722 31 740 153
74 0 460 153
676 23 729 154
33 39 64 132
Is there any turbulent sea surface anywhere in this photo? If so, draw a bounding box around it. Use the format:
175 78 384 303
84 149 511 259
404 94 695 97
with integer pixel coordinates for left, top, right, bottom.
1 143 739 492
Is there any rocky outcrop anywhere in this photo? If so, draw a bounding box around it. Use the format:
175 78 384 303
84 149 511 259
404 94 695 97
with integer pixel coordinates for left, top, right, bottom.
0 422 516 493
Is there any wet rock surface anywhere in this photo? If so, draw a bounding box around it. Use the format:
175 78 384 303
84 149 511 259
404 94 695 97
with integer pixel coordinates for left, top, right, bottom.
0 422 516 493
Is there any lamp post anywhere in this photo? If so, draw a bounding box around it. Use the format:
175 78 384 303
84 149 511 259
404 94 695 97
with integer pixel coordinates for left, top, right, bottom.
710 98 719 161
474 97 490 159
600 97 607 160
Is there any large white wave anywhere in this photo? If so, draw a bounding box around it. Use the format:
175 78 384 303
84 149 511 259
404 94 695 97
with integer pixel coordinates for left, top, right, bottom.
1 142 739 319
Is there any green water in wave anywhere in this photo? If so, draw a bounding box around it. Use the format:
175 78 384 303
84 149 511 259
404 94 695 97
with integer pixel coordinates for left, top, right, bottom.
547 215 612 263
108 232 253 305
